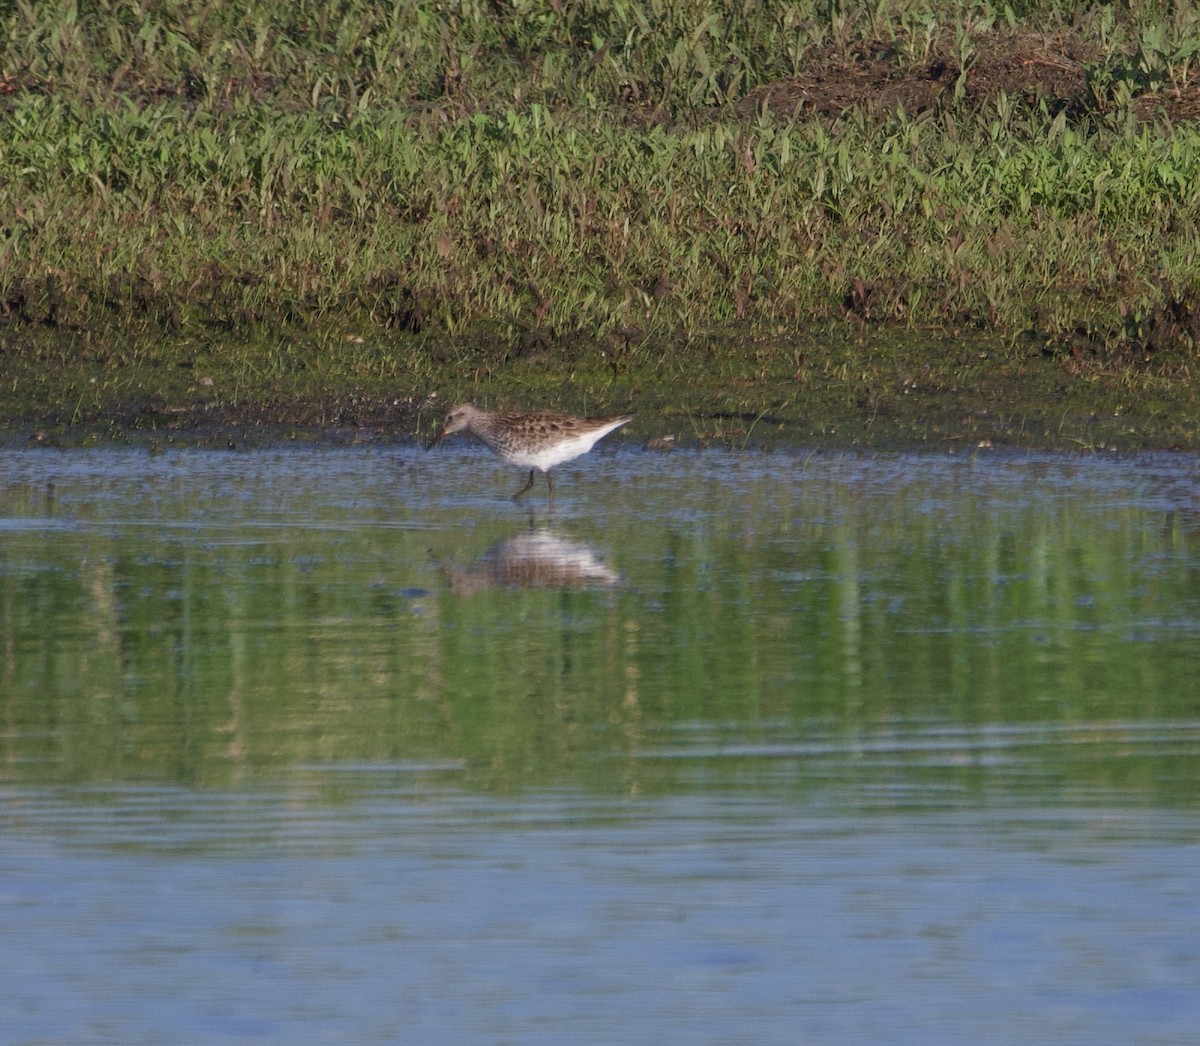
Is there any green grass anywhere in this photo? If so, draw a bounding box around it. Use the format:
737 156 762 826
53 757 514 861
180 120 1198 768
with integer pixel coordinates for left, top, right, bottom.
2 0 1200 424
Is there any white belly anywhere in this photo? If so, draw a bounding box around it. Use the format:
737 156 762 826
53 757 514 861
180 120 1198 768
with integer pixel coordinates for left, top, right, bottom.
506 431 606 471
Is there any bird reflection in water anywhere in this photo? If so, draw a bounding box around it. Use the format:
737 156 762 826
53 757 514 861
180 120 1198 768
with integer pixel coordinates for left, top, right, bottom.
440 528 620 595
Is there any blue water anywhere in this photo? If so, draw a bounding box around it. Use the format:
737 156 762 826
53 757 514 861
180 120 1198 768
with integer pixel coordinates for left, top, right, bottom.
4 785 1198 1045
2 445 1199 1044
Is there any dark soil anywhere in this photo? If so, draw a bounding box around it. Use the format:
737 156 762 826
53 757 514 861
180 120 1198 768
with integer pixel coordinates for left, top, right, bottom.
734 28 1200 124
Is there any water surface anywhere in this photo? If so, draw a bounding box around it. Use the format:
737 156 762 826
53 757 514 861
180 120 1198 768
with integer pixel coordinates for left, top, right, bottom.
2 444 1198 1043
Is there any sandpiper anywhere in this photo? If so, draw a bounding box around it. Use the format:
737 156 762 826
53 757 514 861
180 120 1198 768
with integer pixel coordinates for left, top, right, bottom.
427 403 634 500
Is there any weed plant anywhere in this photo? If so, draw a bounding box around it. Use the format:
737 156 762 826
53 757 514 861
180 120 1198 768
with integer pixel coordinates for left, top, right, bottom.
3 0 1200 358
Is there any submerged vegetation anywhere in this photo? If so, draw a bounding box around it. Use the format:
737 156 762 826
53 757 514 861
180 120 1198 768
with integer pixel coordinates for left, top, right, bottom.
1 1 1200 442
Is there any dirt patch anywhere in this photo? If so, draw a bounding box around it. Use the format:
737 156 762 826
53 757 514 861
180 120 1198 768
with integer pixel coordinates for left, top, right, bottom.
734 28 1200 124
736 50 953 120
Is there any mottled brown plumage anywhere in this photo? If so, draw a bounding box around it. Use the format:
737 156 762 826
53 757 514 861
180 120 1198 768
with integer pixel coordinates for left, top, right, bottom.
427 403 634 499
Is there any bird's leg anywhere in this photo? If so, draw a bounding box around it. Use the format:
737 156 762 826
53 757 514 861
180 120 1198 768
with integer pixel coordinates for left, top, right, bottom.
546 471 555 502
511 469 536 501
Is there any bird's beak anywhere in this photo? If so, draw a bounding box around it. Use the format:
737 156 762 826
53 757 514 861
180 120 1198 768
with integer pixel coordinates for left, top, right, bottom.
426 425 448 451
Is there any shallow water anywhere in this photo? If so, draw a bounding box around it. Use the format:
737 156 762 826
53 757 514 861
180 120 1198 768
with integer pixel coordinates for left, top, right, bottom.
2 444 1199 1043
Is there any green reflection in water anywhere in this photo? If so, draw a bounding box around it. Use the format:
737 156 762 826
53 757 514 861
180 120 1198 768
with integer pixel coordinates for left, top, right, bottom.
1 449 1198 806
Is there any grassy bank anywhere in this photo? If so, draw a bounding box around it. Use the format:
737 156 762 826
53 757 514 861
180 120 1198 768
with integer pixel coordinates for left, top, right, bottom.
2 1 1200 441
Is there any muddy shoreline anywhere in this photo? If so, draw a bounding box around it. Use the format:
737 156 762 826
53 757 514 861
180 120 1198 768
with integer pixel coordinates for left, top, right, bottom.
3 324 1195 453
